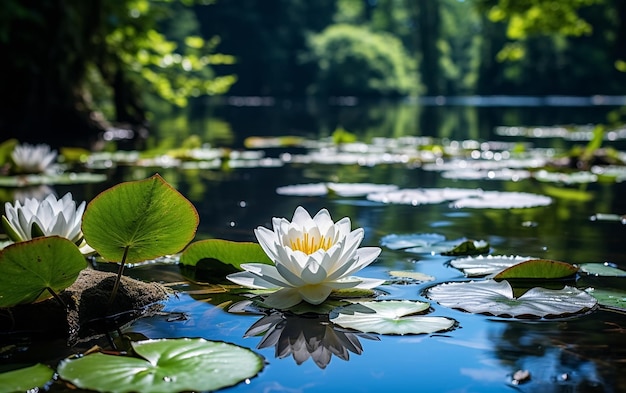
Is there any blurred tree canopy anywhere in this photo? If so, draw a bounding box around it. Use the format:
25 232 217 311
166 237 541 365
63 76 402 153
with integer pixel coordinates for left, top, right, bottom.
1 0 626 145
0 0 234 145
306 24 418 96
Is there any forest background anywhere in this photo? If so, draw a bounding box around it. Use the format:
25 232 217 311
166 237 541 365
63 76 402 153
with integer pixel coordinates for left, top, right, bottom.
1 0 626 145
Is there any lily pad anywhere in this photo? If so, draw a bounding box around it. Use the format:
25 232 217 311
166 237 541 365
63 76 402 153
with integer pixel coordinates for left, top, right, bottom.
330 300 456 335
450 255 535 277
585 288 626 310
0 364 54 392
441 239 490 256
577 263 626 277
426 280 597 318
0 236 87 307
367 188 483 206
380 233 446 250
450 191 552 209
57 338 264 393
493 259 578 280
0 173 107 187
389 270 435 282
180 239 272 268
82 174 199 263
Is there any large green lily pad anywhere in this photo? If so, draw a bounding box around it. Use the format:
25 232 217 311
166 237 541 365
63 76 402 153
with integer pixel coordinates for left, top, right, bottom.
57 338 264 393
0 236 87 307
493 259 578 280
180 239 272 268
0 364 54 392
426 280 597 318
331 300 456 335
82 174 199 263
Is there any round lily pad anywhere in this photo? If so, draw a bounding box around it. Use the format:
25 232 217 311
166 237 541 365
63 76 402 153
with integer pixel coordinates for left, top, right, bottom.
577 263 626 277
426 280 597 318
82 174 199 263
57 338 264 393
449 255 535 277
450 191 552 209
0 364 54 392
493 259 578 280
331 300 456 335
0 236 87 307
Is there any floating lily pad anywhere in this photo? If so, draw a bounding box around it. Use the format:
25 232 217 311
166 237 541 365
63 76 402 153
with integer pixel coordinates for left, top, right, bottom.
57 338 264 393
0 364 54 392
450 255 535 277
493 259 578 280
180 239 272 268
276 182 397 197
0 172 107 187
450 191 552 209
330 300 456 335
441 239 490 256
380 233 446 250
0 236 87 307
585 288 626 310
577 263 626 277
389 270 435 282
367 188 483 206
82 174 199 263
426 280 597 318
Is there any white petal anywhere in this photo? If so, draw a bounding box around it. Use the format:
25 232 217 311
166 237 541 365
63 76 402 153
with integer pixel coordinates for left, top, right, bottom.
291 206 313 226
238 263 294 288
254 226 280 261
263 288 304 309
226 271 280 290
275 263 307 287
298 284 333 305
300 260 329 284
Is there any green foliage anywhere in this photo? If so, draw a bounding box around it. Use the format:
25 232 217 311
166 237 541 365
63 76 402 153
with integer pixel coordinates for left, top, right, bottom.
0 237 87 307
82 174 199 264
331 126 357 145
0 364 54 392
57 338 264 393
180 239 272 269
493 259 579 280
307 24 419 96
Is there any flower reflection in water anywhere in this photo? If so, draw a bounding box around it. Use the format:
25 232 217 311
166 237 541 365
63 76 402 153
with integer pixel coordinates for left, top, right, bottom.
245 311 378 369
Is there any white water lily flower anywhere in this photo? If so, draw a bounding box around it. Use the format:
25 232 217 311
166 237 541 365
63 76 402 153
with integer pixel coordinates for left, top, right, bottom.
11 143 58 174
227 206 383 309
2 192 92 254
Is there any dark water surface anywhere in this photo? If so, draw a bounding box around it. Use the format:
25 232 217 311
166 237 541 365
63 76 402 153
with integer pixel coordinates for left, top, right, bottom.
7 99 626 392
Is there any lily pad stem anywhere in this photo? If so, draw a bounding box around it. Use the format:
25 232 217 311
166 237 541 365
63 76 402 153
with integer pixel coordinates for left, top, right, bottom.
108 246 130 308
46 287 67 309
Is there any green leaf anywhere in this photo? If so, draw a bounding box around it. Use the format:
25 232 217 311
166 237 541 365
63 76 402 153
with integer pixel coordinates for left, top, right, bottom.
441 239 490 256
427 280 597 318
577 263 626 277
180 239 272 268
82 174 199 263
493 259 578 280
331 300 455 335
587 288 626 310
389 270 435 282
0 236 87 307
57 338 264 393
0 364 54 392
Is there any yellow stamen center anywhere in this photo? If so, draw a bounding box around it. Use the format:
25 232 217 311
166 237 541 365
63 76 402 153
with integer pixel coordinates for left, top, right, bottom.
289 233 333 254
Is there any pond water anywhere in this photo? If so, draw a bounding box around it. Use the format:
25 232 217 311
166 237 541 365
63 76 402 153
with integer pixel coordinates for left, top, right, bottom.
4 98 626 392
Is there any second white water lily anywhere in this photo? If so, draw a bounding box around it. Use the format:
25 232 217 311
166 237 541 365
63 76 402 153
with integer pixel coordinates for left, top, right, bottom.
2 193 92 254
227 206 383 309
